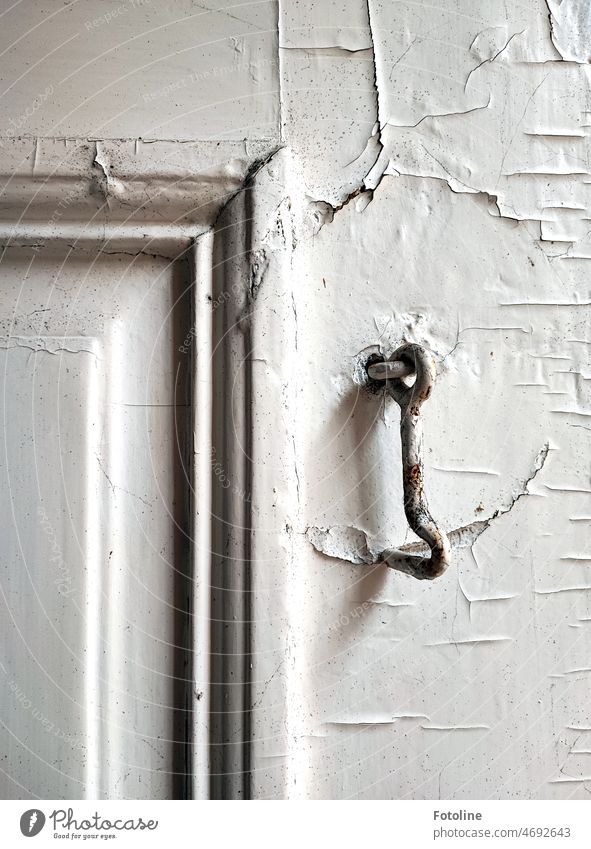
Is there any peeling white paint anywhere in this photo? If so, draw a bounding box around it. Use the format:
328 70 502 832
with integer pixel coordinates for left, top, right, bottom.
286 161 590 797
546 0 591 62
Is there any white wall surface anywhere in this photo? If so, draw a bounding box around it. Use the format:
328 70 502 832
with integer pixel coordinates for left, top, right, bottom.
0 0 589 800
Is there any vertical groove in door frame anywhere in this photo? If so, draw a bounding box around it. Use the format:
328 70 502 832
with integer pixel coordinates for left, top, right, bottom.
210 180 251 800
210 149 302 799
190 232 214 799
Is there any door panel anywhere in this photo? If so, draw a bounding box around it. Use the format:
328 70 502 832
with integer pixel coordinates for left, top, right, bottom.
0 250 191 799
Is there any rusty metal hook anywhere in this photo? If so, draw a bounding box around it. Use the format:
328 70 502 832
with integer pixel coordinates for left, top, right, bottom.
368 343 451 580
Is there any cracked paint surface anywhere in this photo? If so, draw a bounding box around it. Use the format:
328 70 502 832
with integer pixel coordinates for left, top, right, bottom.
289 170 590 799
277 0 591 791
307 441 552 569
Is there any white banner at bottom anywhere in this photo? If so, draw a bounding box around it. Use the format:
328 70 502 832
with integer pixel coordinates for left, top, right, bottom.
0 799 589 848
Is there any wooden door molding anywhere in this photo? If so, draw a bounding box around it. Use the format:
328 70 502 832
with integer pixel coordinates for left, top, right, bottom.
0 139 299 799
210 149 301 799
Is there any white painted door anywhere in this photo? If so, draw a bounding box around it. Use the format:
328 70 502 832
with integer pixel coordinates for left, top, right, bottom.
0 0 590 803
